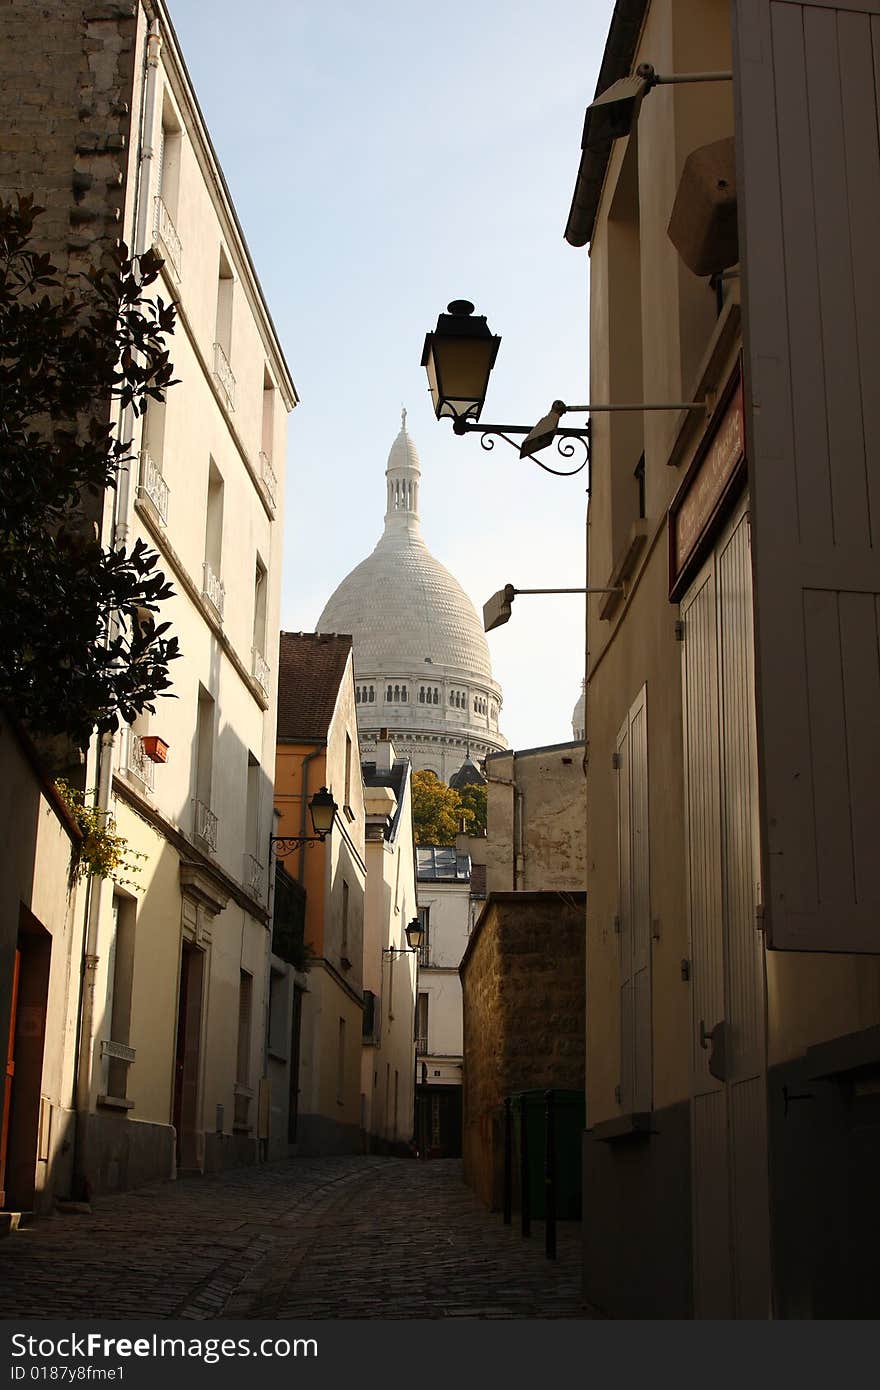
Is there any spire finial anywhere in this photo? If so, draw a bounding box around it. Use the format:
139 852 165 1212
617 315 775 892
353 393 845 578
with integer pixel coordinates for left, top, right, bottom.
401 404 407 430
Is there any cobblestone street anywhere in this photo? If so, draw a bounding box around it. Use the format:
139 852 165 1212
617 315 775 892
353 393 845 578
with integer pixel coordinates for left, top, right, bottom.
0 1158 593 1319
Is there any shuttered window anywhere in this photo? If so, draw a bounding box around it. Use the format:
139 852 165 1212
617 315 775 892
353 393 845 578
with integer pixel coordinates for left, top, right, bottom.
616 684 652 1114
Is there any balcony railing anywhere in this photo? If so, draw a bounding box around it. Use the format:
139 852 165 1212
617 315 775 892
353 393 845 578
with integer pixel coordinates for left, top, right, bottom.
415 1037 428 1055
418 943 431 968
126 730 155 791
244 853 265 902
194 799 218 851
138 450 169 525
213 341 236 411
153 196 182 281
258 451 277 511
251 647 271 699
202 561 225 618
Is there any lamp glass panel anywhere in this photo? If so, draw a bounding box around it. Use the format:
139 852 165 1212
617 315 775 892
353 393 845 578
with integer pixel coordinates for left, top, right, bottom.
405 920 424 950
309 789 336 835
432 337 496 421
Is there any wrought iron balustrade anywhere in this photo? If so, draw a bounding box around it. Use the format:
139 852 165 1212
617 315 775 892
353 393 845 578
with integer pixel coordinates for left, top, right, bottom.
138 450 169 525
244 853 265 901
258 450 277 510
213 340 236 410
202 561 225 618
153 196 182 281
415 1036 428 1055
251 647 271 698
126 730 155 791
194 799 218 851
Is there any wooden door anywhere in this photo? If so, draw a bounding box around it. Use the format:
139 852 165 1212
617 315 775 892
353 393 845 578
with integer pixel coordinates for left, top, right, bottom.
682 502 771 1317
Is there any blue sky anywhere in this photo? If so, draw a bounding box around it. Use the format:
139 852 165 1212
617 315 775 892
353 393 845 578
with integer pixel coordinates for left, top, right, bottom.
167 0 612 751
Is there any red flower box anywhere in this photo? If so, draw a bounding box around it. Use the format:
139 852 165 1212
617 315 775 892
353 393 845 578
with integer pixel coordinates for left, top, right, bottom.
141 735 169 764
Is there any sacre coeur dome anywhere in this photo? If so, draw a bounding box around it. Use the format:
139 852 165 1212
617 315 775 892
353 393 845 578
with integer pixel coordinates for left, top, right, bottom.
316 411 506 781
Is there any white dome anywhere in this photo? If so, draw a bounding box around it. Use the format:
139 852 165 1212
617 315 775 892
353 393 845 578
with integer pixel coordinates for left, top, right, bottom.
316 412 506 779
317 417 493 678
318 533 492 677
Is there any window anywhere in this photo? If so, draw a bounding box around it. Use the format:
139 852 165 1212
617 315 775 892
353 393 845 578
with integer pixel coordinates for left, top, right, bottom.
344 733 352 811
341 877 349 955
153 100 182 281
337 1017 346 1104
194 685 216 846
104 896 136 1100
267 969 288 1060
416 992 429 1054
616 685 651 1114
634 453 646 521
203 460 225 616
237 970 253 1088
252 558 267 658
393 1070 399 1139
417 906 430 967
213 247 235 409
259 370 278 508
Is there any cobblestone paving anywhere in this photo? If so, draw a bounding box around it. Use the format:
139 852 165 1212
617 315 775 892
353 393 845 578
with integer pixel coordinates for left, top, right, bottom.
0 1158 594 1319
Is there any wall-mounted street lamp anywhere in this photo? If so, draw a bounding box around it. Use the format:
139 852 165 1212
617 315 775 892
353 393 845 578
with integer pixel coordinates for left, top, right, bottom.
270 786 338 859
383 917 424 957
583 63 733 148
421 301 708 477
483 583 625 633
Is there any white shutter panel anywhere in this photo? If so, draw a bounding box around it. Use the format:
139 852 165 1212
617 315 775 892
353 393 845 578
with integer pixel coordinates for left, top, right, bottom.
733 0 880 950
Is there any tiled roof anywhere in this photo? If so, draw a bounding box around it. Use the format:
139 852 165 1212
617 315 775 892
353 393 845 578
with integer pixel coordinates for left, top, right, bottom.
276 632 352 742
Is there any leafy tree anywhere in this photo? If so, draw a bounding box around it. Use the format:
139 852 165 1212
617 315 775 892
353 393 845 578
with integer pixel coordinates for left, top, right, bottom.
0 196 180 747
411 769 482 845
457 780 487 836
411 770 465 844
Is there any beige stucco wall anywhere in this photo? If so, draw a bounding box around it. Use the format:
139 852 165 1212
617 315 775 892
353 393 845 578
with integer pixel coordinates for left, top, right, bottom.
585 0 880 1136
361 750 418 1147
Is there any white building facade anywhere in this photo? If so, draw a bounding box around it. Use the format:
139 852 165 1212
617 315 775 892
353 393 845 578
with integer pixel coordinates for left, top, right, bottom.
81 4 295 1192
413 847 473 1158
317 414 507 782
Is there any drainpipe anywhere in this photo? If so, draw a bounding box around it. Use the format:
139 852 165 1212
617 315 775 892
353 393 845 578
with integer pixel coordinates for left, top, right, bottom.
297 748 322 884
486 765 524 890
114 19 161 552
70 19 162 1200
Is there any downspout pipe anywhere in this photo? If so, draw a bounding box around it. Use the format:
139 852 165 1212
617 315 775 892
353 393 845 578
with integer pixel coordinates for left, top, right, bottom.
114 18 161 552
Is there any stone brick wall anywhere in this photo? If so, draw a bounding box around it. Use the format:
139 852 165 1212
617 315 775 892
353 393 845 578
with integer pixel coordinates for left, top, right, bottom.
0 1 139 284
460 891 586 1207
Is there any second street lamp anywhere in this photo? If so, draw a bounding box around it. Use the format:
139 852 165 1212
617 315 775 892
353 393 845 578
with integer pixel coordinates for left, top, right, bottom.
270 786 338 860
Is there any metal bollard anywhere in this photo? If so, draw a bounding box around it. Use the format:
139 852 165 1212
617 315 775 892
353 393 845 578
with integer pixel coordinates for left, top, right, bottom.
544 1088 557 1260
503 1096 513 1225
520 1093 531 1238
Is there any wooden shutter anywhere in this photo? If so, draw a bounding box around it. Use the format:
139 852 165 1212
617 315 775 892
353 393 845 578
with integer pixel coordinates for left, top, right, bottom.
733 0 880 950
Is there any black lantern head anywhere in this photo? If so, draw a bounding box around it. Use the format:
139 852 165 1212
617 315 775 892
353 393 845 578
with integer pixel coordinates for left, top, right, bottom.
309 786 337 838
404 917 424 951
421 300 501 425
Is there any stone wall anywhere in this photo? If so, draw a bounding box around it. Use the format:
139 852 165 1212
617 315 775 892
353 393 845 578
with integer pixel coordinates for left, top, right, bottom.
0 1 139 282
459 742 587 896
460 891 586 1208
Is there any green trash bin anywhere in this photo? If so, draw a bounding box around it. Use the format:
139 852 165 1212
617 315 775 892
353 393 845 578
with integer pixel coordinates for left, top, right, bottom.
511 1089 585 1220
